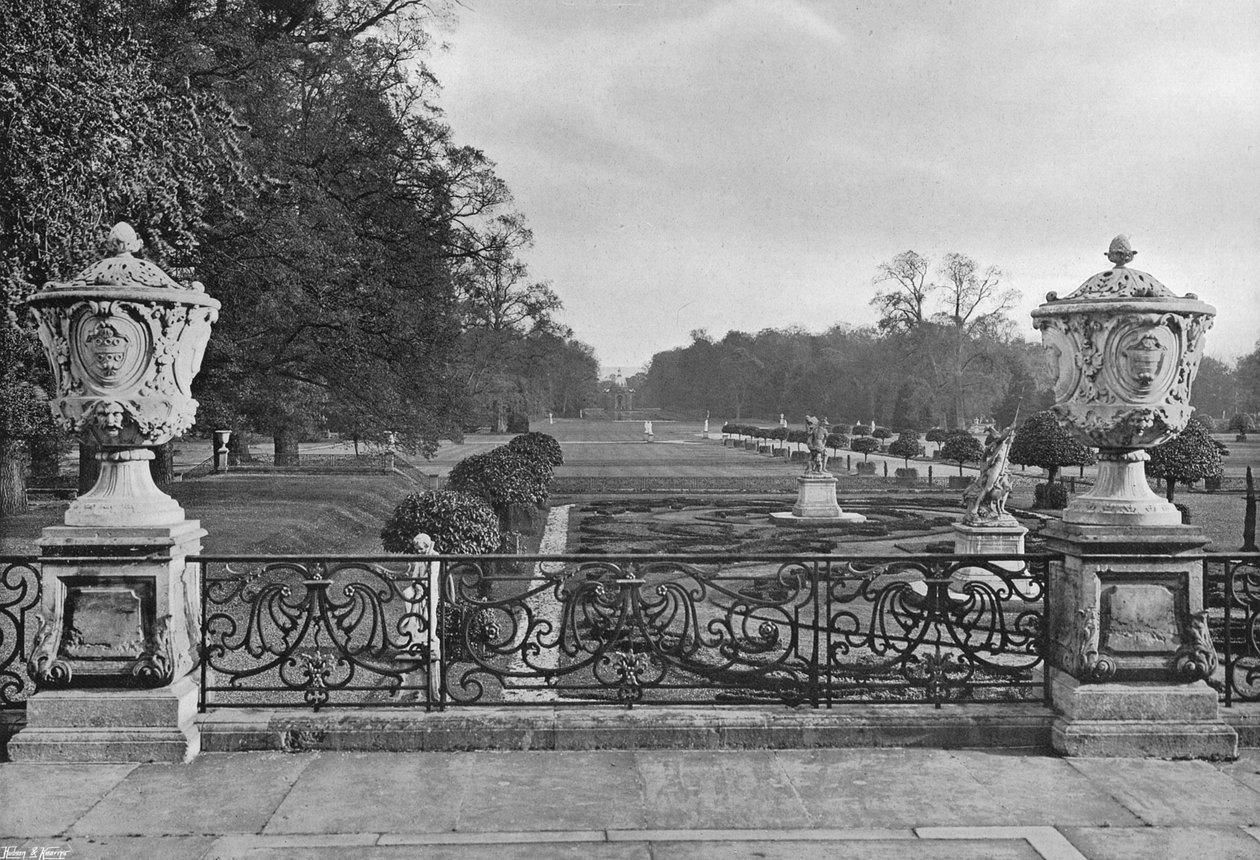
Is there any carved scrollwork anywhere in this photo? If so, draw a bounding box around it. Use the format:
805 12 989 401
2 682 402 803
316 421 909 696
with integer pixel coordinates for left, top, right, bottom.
27 614 73 687
1072 607 1117 682
130 615 175 687
1173 610 1218 683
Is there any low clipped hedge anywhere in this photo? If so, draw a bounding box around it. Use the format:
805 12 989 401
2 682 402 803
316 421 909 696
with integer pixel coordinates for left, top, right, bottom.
381 490 501 553
507 431 564 467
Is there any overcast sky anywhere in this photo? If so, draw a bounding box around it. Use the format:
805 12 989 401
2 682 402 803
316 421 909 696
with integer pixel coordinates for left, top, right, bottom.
427 0 1259 374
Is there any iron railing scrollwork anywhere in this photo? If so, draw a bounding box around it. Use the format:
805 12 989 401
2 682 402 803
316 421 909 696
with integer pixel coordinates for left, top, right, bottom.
197 553 1052 711
0 558 42 709
1206 553 1260 706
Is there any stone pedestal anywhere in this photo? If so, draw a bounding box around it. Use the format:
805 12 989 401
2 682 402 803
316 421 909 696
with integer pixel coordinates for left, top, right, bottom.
11 521 205 762
1042 520 1237 759
9 676 200 762
950 520 1029 592
770 474 866 526
1050 670 1236 758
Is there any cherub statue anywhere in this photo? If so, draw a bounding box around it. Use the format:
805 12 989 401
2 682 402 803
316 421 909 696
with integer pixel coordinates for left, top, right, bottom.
805 415 829 475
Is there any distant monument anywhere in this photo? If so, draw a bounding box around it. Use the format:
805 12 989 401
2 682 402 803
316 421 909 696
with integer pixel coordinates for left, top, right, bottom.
604 372 634 420
771 415 865 526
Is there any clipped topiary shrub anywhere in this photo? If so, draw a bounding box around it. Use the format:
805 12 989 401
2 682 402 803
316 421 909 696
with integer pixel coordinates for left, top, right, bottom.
447 447 553 515
1147 417 1224 502
1033 482 1069 510
381 490 501 553
940 431 984 476
507 431 564 467
851 436 880 461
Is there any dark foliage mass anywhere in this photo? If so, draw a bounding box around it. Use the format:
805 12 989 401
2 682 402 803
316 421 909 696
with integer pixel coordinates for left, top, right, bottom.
506 432 564 467
381 490 501 554
1 0 599 506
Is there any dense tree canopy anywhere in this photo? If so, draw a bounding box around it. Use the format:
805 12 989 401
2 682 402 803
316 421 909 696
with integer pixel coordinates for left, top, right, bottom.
1 0 599 488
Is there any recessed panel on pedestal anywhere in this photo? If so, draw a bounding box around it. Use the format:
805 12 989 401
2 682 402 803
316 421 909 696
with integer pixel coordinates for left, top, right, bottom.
1096 570 1188 679
58 576 158 682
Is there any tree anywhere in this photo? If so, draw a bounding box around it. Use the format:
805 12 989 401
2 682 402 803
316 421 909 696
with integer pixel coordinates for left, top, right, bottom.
871 251 934 333
0 327 60 514
1228 413 1256 441
1 0 245 494
1147 418 1223 502
825 432 848 455
1191 355 1237 419
934 253 1019 429
940 432 985 476
925 427 948 452
888 431 924 468
1009 411 1097 484
851 436 879 462
184 1 485 460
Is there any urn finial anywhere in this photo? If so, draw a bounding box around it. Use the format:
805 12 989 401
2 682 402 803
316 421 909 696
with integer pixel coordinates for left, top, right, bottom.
1106 234 1136 268
106 222 143 256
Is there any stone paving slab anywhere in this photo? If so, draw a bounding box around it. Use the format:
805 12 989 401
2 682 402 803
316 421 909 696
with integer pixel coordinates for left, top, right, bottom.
1066 758 1260 826
68 752 312 837
262 752 467 834
1061 825 1260 859
5 749 1260 859
948 752 1144 826
772 748 1018 828
637 750 812 829
0 763 137 837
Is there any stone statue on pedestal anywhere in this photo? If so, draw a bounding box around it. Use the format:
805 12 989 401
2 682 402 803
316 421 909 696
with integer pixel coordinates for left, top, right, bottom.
962 424 1017 526
805 415 829 474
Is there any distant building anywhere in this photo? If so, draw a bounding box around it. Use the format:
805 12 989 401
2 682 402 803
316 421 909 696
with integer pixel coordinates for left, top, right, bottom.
604 372 635 420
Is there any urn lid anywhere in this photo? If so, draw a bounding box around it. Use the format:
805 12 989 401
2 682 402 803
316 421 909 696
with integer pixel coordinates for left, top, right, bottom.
1034 235 1212 315
42 222 205 293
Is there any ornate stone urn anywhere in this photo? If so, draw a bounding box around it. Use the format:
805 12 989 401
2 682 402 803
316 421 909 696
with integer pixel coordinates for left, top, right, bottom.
24 223 220 526
1031 236 1215 526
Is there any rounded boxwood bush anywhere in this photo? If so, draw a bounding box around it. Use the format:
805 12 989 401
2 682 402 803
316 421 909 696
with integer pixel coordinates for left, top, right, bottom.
1033 482 1069 510
381 491 501 553
507 431 564 467
447 447 553 514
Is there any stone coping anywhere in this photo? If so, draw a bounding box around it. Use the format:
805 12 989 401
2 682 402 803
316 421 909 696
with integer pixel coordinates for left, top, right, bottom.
196 704 1055 753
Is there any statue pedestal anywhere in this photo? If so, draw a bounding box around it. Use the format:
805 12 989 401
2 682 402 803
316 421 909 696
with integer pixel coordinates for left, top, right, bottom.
770 474 866 526
950 520 1029 592
9 521 205 762
1041 520 1236 759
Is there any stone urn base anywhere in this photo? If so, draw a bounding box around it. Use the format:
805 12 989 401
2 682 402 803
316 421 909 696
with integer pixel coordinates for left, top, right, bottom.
770 474 866 527
66 448 186 527
1064 451 1180 527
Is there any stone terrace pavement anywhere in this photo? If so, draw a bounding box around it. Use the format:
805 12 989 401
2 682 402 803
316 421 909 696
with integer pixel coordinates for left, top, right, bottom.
4 749 1260 859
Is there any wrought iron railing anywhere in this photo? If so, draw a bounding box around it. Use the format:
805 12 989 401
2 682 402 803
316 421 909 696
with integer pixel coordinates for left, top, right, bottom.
0 557 41 710
1206 553 1260 706
197 553 1052 711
